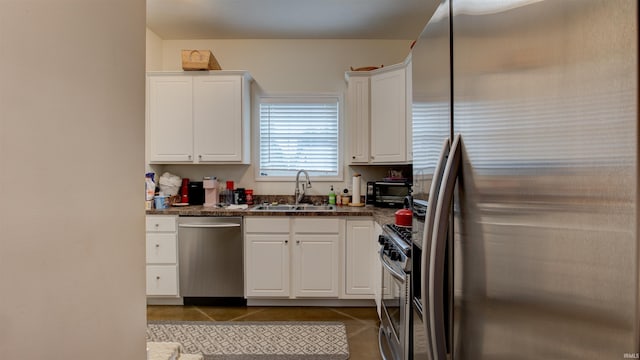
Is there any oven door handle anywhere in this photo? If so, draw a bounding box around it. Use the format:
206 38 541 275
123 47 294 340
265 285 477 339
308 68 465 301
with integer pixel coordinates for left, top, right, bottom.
379 249 406 283
428 133 461 360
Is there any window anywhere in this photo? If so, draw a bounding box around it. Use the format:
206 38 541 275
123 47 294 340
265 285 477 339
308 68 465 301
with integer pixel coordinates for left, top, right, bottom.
258 95 341 179
412 101 450 172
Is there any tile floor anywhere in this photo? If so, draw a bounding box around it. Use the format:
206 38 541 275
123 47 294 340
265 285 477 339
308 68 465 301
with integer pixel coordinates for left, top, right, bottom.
147 305 382 360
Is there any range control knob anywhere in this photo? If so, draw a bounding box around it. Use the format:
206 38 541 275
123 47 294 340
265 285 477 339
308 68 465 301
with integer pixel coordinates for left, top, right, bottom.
389 250 400 261
378 235 387 245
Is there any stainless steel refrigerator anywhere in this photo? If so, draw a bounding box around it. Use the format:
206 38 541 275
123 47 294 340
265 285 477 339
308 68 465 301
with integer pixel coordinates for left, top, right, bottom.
412 1 639 359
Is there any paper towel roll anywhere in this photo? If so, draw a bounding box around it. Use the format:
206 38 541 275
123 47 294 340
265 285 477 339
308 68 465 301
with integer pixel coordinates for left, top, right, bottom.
352 174 361 204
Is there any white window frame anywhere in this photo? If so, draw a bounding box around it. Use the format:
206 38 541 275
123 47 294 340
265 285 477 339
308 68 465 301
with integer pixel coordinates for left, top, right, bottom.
254 93 344 182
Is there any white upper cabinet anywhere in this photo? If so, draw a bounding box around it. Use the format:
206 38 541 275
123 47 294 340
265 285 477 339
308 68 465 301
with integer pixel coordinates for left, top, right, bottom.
148 75 194 162
370 65 407 163
346 76 370 163
147 71 251 164
345 61 412 164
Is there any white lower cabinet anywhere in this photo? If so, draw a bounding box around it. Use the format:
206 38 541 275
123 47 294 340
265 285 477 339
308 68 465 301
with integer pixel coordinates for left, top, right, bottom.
373 222 384 317
344 219 376 298
146 265 179 296
146 215 179 297
292 218 342 298
245 217 290 298
244 217 343 299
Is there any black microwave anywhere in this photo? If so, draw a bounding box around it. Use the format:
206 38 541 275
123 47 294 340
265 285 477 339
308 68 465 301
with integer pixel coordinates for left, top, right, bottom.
366 181 411 208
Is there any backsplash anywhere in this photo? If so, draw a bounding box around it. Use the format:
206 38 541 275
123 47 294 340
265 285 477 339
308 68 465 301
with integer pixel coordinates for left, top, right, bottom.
254 194 365 205
147 163 412 198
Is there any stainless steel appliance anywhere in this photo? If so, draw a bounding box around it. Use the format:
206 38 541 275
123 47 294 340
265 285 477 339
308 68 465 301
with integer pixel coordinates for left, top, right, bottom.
411 1 639 359
378 224 412 360
368 181 412 208
178 216 245 305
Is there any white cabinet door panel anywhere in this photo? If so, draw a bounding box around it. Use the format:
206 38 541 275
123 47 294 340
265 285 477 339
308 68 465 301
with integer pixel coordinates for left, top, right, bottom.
347 76 370 163
245 234 290 297
345 220 375 296
146 265 178 296
293 234 339 298
146 215 177 232
370 67 407 163
148 76 193 162
193 76 243 162
146 233 177 264
245 217 290 233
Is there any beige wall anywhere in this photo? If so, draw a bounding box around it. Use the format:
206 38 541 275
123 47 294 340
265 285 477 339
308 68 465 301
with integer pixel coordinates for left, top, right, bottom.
0 1 147 359
146 29 164 71
148 38 413 195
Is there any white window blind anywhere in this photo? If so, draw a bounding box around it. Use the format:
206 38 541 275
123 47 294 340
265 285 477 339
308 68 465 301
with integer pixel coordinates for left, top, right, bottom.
412 101 450 172
259 96 340 178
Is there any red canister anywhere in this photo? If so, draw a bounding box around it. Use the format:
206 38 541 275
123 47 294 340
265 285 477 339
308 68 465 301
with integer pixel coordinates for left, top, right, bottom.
394 208 413 227
245 189 254 205
180 178 190 204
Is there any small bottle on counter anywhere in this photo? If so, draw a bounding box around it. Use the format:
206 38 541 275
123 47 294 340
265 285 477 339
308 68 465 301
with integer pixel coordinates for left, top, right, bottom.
328 185 336 205
245 189 254 205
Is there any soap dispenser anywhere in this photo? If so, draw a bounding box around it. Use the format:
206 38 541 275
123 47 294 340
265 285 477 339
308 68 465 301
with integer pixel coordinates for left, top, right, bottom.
328 185 336 205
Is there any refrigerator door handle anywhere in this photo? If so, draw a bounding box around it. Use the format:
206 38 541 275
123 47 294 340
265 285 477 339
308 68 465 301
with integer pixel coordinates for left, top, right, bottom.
421 137 450 360
428 133 461 360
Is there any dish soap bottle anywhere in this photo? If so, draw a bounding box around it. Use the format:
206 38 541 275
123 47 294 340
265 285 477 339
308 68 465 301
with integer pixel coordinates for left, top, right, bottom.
328 185 336 205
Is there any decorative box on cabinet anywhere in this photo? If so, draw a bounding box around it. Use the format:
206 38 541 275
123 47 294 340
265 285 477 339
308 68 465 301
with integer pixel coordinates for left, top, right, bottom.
147 71 251 164
145 215 179 298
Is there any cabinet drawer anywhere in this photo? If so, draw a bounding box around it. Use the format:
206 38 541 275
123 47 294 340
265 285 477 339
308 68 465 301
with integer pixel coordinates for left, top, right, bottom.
146 233 177 264
293 218 340 233
245 217 290 233
146 265 178 296
146 215 177 232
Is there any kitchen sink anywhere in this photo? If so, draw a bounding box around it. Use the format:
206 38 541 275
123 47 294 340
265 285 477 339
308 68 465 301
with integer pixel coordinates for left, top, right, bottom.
250 204 336 212
294 204 337 211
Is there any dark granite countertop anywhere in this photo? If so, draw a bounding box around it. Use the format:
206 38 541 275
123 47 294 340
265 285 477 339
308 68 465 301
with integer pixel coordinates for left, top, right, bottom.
146 204 397 227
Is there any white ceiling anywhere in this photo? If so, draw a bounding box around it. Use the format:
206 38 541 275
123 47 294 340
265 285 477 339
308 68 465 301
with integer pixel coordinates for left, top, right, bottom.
147 0 438 40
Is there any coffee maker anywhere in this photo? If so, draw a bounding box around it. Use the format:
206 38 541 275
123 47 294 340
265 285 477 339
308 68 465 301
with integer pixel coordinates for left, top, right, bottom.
203 177 218 207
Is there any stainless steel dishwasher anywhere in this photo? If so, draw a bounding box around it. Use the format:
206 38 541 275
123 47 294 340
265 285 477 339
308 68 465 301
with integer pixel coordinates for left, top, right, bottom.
178 216 244 305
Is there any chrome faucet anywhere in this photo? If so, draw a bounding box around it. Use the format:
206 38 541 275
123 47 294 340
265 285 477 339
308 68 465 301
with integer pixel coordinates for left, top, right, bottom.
294 169 312 205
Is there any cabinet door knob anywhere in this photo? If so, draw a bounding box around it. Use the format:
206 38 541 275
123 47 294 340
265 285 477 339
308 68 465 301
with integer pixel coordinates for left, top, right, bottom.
155 244 160 248
352 156 356 159
198 154 202 159
296 240 300 244
156 276 160 280
188 155 192 160
154 223 159 228
284 240 288 244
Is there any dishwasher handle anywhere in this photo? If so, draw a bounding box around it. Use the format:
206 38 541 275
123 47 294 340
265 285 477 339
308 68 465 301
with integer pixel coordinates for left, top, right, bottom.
178 223 241 229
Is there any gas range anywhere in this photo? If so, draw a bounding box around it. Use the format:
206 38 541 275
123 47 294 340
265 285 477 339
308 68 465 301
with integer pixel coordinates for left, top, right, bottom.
378 223 413 360
379 223 412 272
